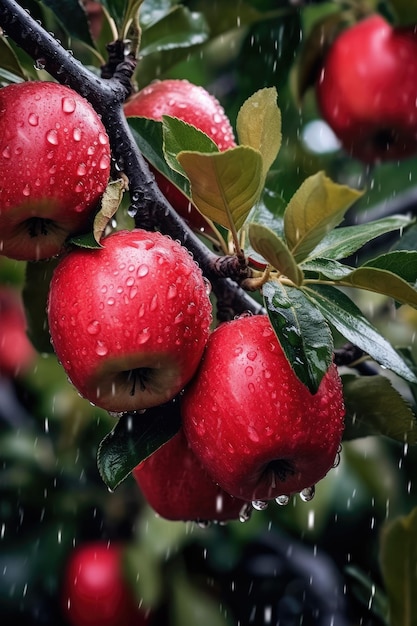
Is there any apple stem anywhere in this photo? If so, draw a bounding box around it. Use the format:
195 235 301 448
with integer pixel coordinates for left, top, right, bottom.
26 217 52 238
126 368 150 395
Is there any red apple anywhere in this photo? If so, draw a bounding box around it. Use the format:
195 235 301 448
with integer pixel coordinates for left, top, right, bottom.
0 286 36 377
0 81 111 261
47 229 212 412
182 314 345 502
124 79 236 233
133 429 248 523
316 14 417 163
62 542 148 626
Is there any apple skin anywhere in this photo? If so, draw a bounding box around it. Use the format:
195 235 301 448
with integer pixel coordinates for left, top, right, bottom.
316 15 417 163
124 79 236 233
62 542 149 626
0 286 36 377
0 81 111 261
182 315 345 502
133 429 247 522
47 229 212 412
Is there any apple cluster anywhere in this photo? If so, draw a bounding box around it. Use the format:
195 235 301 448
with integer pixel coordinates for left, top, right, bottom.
0 78 345 525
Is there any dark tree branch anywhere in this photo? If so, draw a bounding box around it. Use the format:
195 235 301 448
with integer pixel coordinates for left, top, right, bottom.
0 0 263 319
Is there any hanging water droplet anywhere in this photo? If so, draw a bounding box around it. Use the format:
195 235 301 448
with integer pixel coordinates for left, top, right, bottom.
196 520 211 529
252 500 269 511
95 341 108 356
275 494 290 506
34 58 46 71
239 502 253 523
299 485 315 502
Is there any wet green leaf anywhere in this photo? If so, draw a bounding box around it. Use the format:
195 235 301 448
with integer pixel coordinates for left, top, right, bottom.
140 5 209 56
301 257 354 279
163 115 218 178
128 116 190 198
69 231 103 249
364 250 417 284
236 87 281 179
262 280 333 393
177 146 263 231
342 374 417 444
380 507 417 626
305 215 413 261
97 401 181 491
284 172 363 263
23 258 59 354
304 284 417 384
248 223 303 284
339 266 417 309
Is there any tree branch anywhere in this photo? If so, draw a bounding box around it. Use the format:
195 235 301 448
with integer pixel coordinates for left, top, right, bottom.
0 0 263 319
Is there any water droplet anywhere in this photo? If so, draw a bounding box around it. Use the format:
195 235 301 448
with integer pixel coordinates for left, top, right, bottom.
299 485 315 502
196 520 211 529
28 113 39 126
73 128 82 142
203 277 212 296
150 294 158 311
137 328 150 344
74 181 84 193
167 284 177 299
239 503 253 523
99 154 110 170
247 351 257 361
174 312 184 325
107 297 115 306
137 264 149 278
46 129 59 145
22 184 30 197
34 58 46 70
252 500 268 511
126 276 135 287
275 495 290 506
245 366 253 377
77 163 87 176
87 321 100 335
62 97 76 113
98 132 108 145
2 146 11 159
95 341 108 356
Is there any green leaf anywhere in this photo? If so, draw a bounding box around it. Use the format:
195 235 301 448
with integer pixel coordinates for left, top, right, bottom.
248 223 303 284
0 36 27 82
40 0 94 45
301 257 354 279
163 115 219 178
364 250 417 284
69 231 103 249
262 280 334 393
177 146 263 231
345 566 389 625
305 215 413 261
139 5 209 56
97 401 181 491
23 259 59 354
388 0 417 25
380 507 417 626
342 374 417 444
284 171 363 263
303 284 417 384
338 266 417 309
128 116 191 198
236 87 281 179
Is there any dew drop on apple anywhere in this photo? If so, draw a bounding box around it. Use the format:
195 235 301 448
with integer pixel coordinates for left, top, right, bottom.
62 96 76 114
245 366 253 377
28 113 39 126
46 129 59 145
137 328 151 344
252 500 268 511
137 264 149 278
95 341 108 356
87 320 100 335
299 485 315 502
77 163 87 176
73 128 82 142
275 494 290 506
22 184 30 197
167 284 177 300
2 146 11 159
98 132 108 145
